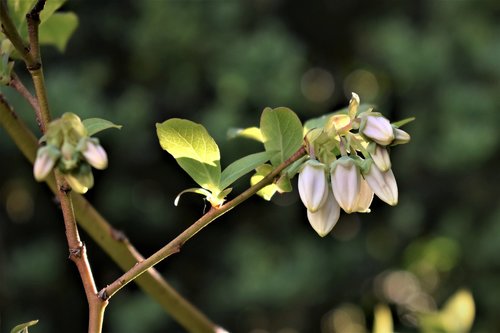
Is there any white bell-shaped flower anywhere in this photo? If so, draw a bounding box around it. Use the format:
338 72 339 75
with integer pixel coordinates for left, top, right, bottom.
353 178 374 213
370 144 391 172
364 161 398 206
298 160 328 212
361 115 394 146
330 157 361 213
307 189 340 237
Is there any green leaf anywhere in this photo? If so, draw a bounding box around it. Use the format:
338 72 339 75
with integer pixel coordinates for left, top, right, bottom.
156 119 221 192
7 0 37 30
260 107 303 166
392 116 416 128
40 0 67 23
83 118 122 136
10 319 39 333
220 151 275 190
227 126 264 142
303 104 373 133
250 164 278 201
39 12 78 52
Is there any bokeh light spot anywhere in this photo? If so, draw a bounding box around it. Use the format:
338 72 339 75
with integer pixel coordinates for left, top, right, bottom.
301 67 335 103
343 69 379 102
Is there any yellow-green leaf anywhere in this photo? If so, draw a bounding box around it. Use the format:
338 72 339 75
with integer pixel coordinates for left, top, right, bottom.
39 12 78 52
156 119 221 192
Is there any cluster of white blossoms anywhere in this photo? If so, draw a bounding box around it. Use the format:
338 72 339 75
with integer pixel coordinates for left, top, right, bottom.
298 93 410 237
33 112 108 193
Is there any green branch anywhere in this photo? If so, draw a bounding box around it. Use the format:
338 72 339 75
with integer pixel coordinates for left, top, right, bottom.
100 145 307 300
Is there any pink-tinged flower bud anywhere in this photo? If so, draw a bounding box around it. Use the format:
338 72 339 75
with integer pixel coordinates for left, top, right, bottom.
370 144 391 172
363 161 398 206
307 189 340 237
392 128 411 145
353 178 374 213
330 157 361 213
361 115 394 146
33 145 60 181
298 160 329 212
82 139 108 170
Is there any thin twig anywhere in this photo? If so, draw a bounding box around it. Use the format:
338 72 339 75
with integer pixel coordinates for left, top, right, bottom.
100 146 307 300
8 72 42 131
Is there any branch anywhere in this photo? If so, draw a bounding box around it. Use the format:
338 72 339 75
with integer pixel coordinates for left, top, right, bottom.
9 2 107 331
0 95 222 333
100 146 307 300
8 72 42 131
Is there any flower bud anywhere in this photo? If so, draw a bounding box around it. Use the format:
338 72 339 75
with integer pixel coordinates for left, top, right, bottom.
360 115 394 146
81 138 108 170
392 127 411 145
369 144 391 172
60 141 79 171
298 160 329 212
330 157 361 213
307 189 340 237
353 178 373 213
363 161 398 206
33 145 60 181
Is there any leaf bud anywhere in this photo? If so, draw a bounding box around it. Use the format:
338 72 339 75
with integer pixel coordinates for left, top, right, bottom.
65 164 94 194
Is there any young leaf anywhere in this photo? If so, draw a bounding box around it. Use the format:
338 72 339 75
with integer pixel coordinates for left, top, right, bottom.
227 126 264 142
6 0 37 30
83 118 122 136
39 12 79 52
260 107 303 167
220 151 275 190
156 119 221 192
10 320 38 333
40 0 67 23
250 164 278 201
391 116 416 128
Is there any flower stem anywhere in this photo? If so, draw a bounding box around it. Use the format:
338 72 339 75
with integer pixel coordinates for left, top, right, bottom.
100 146 307 301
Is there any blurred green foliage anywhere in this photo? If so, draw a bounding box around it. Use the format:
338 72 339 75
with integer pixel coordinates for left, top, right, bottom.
1 0 499 332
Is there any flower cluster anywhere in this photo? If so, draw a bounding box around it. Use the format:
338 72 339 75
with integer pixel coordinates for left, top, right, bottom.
33 112 108 193
298 93 410 237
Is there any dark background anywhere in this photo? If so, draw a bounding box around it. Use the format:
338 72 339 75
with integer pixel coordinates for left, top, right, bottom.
1 0 499 332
